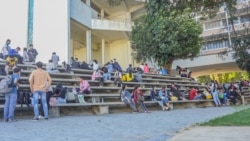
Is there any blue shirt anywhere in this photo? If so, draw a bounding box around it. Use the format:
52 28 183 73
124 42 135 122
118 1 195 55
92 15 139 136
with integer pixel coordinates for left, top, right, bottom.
12 73 20 94
8 49 19 56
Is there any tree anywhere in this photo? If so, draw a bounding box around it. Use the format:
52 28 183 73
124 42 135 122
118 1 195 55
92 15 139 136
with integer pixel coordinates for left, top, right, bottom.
131 0 203 71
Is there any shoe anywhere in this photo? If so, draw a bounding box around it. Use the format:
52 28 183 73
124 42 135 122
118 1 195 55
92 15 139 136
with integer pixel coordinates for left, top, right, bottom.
32 118 39 121
162 106 166 111
167 107 171 111
39 115 44 120
45 118 48 120
8 119 17 122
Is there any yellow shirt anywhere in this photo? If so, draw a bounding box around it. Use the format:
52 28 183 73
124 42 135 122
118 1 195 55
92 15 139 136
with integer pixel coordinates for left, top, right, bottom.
29 68 52 92
6 57 18 67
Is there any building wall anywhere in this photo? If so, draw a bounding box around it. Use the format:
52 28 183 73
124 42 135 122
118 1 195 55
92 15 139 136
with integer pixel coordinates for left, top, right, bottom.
70 0 92 28
33 0 69 63
106 39 131 69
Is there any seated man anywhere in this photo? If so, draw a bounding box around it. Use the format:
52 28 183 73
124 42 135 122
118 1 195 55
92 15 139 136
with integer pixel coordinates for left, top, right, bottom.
101 66 111 81
170 83 184 100
46 59 58 73
8 47 23 64
5 56 18 74
54 83 67 104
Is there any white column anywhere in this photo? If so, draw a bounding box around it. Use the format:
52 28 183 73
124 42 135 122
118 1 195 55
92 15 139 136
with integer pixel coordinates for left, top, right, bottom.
86 30 92 63
86 0 90 6
101 9 104 19
102 39 105 65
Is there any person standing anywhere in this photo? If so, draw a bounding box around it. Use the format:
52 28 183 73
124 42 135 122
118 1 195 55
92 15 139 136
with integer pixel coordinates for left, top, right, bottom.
29 61 52 121
4 68 21 122
1 39 11 59
51 52 60 68
27 44 38 62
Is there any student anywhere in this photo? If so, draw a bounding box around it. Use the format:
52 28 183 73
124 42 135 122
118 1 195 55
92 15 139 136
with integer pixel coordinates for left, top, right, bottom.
158 86 171 111
135 86 150 113
5 56 17 75
1 39 11 59
144 64 150 73
189 87 201 100
150 86 157 101
23 48 30 62
27 44 38 62
120 85 138 112
79 76 91 94
4 68 21 122
51 52 60 68
91 69 104 86
114 68 122 86
29 62 52 121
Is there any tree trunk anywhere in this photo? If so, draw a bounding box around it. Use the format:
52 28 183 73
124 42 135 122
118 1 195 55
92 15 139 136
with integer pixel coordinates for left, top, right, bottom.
164 60 173 74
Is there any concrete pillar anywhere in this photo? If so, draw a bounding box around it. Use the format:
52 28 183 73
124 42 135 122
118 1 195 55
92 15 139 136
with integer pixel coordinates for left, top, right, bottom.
102 39 105 65
86 30 92 63
127 41 132 64
86 0 90 6
27 0 34 48
101 9 104 19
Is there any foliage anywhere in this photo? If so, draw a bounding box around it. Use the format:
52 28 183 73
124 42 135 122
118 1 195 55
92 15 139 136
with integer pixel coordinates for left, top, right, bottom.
131 0 203 69
200 107 250 126
196 72 249 84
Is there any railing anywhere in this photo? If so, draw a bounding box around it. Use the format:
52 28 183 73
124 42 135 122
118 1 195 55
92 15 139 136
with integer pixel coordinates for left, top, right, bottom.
91 18 134 31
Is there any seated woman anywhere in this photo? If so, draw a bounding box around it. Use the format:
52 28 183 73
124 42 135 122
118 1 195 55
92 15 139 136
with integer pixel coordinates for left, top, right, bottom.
77 76 91 94
91 69 104 86
120 85 138 112
158 86 171 111
135 86 150 113
227 83 241 105
189 87 201 100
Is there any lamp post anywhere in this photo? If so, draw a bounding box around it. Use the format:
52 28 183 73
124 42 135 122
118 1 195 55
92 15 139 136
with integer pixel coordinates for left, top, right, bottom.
27 0 34 49
224 3 232 49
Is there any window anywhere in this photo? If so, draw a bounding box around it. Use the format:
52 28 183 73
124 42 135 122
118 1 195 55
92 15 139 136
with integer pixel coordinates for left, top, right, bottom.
240 14 250 23
204 21 221 30
206 40 229 50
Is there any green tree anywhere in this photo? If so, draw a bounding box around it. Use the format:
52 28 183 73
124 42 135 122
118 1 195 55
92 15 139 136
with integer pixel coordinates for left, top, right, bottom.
131 0 203 70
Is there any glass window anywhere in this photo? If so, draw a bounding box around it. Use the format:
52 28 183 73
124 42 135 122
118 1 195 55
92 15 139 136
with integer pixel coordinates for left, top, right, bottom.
204 21 221 30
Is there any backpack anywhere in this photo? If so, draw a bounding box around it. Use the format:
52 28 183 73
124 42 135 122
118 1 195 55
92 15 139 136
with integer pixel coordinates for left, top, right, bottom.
0 75 13 94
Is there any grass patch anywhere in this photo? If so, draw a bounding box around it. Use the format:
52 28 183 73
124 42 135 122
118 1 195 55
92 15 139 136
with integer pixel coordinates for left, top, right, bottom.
200 108 250 126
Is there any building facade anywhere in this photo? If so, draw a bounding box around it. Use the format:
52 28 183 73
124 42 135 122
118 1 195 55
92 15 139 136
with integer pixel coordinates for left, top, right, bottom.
2 0 249 76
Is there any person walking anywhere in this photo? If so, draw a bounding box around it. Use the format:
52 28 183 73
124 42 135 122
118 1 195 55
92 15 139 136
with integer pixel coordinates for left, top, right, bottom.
3 68 21 122
29 61 52 121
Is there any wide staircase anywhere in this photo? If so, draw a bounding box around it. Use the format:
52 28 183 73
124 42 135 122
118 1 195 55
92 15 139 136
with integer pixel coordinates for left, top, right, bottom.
0 60 215 117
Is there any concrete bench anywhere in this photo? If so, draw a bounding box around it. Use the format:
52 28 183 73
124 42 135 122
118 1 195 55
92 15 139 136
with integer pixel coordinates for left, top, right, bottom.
50 101 157 117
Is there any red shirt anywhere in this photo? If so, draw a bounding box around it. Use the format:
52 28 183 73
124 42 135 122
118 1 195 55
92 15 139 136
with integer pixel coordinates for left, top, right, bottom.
189 88 197 100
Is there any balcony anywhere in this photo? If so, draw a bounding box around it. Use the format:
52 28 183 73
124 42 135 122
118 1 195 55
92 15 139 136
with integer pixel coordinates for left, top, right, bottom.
91 18 133 31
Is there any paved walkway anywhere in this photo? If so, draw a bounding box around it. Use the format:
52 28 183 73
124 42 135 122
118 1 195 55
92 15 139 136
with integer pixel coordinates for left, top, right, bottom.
0 107 241 141
170 126 250 141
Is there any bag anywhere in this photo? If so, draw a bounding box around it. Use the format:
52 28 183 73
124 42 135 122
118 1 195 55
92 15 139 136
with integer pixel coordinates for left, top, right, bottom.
219 93 224 99
49 97 57 106
0 75 13 94
206 94 212 99
77 95 85 103
66 89 75 102
170 96 178 101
